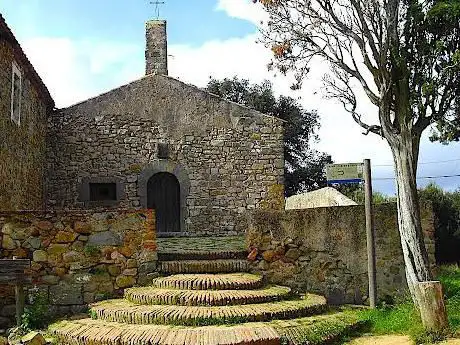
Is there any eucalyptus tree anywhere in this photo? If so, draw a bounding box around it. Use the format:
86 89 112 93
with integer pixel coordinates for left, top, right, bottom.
255 0 459 330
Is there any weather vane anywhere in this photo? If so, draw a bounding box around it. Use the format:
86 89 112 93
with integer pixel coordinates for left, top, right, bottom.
150 1 165 19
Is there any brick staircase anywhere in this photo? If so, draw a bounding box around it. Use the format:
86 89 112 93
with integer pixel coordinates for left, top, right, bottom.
49 236 362 345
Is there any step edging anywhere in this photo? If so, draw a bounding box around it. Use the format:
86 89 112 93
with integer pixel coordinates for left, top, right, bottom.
49 311 363 345
90 294 327 326
152 273 264 290
124 285 292 306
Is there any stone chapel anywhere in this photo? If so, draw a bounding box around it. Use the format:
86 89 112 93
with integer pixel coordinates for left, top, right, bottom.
1 17 285 235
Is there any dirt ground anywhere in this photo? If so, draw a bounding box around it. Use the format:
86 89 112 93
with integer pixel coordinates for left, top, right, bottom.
345 335 460 345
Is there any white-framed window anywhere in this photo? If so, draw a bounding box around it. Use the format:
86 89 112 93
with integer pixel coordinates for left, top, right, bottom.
11 61 22 126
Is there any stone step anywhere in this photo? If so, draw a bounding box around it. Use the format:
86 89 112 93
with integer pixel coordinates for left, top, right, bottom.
152 273 264 290
124 285 292 306
50 319 280 345
50 312 361 345
270 312 365 345
156 236 246 253
90 294 327 326
158 250 247 261
158 259 249 274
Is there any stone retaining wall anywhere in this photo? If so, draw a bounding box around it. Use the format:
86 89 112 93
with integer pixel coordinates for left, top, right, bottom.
0 209 156 328
246 203 435 305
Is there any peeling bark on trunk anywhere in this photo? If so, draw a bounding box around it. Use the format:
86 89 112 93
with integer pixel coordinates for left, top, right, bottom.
388 130 448 331
391 134 431 287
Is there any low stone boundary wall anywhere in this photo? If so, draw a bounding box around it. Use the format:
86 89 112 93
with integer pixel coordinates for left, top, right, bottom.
0 209 156 328
246 203 435 305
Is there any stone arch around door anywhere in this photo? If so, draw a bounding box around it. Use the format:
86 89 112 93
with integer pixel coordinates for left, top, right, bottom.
138 161 190 234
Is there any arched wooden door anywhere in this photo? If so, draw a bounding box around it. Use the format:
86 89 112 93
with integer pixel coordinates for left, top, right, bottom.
147 172 181 233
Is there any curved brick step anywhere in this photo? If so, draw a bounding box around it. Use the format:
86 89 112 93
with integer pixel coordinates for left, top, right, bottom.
152 273 264 290
158 259 249 274
269 312 365 345
124 285 292 306
50 319 280 345
158 250 247 261
49 312 361 345
90 294 327 326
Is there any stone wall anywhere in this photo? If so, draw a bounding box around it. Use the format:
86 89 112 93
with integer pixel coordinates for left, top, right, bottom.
0 209 157 328
246 203 435 305
0 40 49 210
46 74 284 235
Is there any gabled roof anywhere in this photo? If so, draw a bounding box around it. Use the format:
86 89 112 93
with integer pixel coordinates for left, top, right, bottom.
0 13 54 109
168 75 287 124
62 73 285 125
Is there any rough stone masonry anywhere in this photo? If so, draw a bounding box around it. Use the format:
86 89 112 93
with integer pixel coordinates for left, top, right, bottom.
45 20 284 235
0 14 54 211
0 209 157 328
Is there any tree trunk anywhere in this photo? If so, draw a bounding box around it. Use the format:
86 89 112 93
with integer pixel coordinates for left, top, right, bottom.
390 133 448 331
416 281 449 331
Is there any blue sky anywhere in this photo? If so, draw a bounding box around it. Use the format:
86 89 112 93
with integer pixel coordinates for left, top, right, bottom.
3 0 255 47
1 0 459 195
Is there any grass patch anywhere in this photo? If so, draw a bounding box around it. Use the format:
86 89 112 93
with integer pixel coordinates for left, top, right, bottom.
438 265 460 299
439 265 460 333
355 301 449 343
353 265 460 342
356 301 422 335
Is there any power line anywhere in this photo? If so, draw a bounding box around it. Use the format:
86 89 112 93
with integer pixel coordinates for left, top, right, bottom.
374 158 460 167
373 174 460 181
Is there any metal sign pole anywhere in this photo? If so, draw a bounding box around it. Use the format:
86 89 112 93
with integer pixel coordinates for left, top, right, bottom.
364 159 377 308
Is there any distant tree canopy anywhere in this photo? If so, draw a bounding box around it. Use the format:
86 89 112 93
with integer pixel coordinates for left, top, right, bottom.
418 183 460 264
428 1 460 143
206 77 332 196
337 184 397 204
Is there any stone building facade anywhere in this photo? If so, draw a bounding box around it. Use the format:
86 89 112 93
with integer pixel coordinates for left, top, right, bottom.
0 16 284 235
45 20 284 235
0 14 55 210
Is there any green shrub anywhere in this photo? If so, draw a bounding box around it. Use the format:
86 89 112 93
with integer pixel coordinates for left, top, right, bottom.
419 183 460 264
89 309 98 320
21 288 52 331
438 265 460 298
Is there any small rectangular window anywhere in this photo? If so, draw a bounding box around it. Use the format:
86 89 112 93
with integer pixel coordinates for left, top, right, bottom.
158 143 169 159
11 62 22 126
89 183 117 201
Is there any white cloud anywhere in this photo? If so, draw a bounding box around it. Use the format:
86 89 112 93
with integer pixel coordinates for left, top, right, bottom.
22 38 143 107
215 0 268 25
168 34 394 175
205 1 460 194
170 34 272 87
